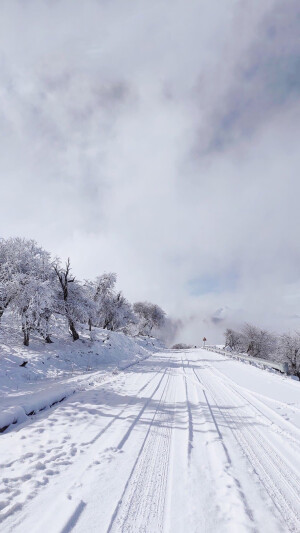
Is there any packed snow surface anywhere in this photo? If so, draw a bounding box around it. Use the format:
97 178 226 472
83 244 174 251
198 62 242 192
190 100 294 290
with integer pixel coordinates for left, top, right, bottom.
1 348 300 532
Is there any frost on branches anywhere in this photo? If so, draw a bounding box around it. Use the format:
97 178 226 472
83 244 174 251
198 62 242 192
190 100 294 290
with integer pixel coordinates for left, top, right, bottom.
0 237 167 346
84 273 137 333
0 238 54 345
224 323 300 378
133 302 166 336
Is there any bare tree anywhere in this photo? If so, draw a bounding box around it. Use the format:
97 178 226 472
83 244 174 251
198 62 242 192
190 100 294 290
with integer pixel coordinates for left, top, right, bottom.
54 259 80 341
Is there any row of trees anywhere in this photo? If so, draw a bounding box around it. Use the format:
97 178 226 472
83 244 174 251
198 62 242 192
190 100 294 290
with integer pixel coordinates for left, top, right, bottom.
0 237 166 346
224 324 300 378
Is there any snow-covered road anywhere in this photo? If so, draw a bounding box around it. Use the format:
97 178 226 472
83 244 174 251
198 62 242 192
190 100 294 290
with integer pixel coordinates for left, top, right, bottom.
1 349 300 532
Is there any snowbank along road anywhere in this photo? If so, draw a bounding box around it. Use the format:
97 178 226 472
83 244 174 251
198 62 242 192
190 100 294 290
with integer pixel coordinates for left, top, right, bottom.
1 348 300 532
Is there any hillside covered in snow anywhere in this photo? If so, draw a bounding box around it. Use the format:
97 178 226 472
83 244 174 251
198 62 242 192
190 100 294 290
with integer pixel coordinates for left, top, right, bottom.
0 315 163 433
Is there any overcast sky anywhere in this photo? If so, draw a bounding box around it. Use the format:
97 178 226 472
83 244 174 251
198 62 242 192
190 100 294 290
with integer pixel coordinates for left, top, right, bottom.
1 0 300 344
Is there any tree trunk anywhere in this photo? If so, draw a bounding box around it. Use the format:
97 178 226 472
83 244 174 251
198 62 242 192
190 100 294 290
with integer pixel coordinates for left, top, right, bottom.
22 310 30 346
45 335 53 344
88 319 92 332
69 319 79 341
22 327 30 346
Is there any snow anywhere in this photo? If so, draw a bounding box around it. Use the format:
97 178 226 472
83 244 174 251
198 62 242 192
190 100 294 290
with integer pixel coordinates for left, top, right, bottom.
0 346 300 532
0 317 162 432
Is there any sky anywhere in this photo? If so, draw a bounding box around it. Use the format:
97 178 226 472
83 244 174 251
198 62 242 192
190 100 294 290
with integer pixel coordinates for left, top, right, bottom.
1 0 300 344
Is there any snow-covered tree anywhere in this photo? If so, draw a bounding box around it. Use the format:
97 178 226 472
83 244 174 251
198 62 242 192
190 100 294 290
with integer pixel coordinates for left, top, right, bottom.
0 238 36 321
224 328 244 351
3 238 55 345
108 292 137 332
276 333 300 378
13 275 54 345
53 258 90 341
0 239 11 319
85 274 136 332
84 273 117 330
241 323 275 359
133 301 166 336
0 237 168 347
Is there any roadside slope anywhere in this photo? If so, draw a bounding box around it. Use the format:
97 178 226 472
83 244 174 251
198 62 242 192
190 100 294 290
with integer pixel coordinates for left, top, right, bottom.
0 324 162 432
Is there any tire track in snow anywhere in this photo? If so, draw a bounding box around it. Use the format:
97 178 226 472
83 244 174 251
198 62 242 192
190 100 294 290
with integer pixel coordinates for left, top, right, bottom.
82 366 163 447
181 357 193 464
116 367 170 451
204 366 300 497
193 367 300 532
107 368 175 533
190 367 256 528
204 362 300 452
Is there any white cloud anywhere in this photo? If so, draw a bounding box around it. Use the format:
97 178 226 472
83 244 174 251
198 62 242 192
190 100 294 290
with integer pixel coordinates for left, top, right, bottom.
1 0 300 344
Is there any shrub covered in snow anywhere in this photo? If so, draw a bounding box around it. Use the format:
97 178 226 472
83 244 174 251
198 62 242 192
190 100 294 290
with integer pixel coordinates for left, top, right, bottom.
171 343 193 350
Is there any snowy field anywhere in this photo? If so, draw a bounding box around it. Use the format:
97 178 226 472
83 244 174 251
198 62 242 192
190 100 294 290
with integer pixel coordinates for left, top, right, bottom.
1 347 300 532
